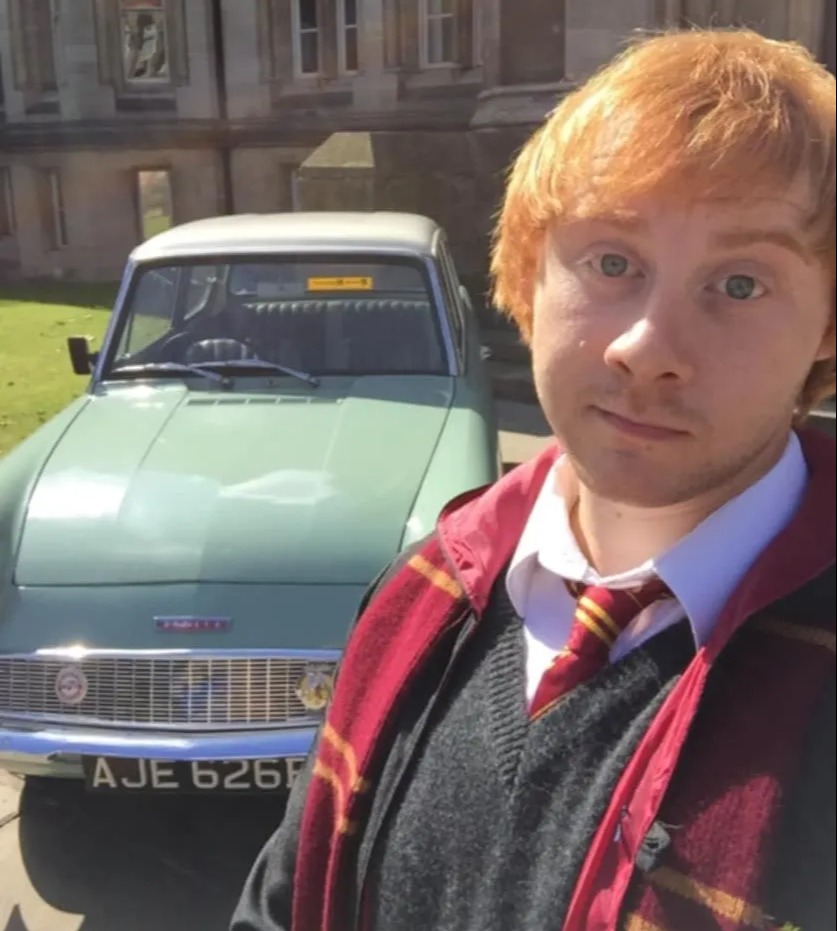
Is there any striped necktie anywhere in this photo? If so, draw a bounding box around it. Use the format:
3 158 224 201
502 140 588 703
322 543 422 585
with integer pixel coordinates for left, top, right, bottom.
529 578 672 721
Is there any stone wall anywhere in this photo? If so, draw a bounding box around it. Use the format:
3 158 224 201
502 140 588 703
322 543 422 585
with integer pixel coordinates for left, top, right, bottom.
1 129 526 285
295 126 532 291
230 146 315 213
4 149 225 281
4 0 831 285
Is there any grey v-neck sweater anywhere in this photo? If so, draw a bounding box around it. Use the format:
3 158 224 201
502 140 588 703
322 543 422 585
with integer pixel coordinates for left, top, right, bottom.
365 579 694 930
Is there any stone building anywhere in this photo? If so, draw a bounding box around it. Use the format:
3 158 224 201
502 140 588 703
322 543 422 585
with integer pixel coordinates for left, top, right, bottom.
0 0 834 284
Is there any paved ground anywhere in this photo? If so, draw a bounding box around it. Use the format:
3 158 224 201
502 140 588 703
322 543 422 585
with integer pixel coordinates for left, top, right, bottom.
496 399 552 469
0 401 553 931
0 771 298 931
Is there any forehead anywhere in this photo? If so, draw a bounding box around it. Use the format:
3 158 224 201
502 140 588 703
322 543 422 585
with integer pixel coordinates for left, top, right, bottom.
555 181 816 248
573 166 812 220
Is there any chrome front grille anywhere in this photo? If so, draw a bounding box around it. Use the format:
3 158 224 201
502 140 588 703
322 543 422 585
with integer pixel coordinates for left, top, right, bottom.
0 651 338 731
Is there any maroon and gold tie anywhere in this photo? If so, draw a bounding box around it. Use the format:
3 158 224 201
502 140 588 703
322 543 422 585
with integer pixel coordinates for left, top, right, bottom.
529 578 672 721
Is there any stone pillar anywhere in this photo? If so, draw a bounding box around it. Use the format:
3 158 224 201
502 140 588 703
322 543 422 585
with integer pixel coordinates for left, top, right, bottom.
318 0 338 78
175 0 219 118
231 147 312 213
716 0 738 23
61 150 139 279
822 0 836 73
0 1 27 120
10 157 54 278
478 0 503 88
730 0 785 38
222 0 271 118
564 0 656 81
681 0 713 25
786 0 828 55
53 0 115 119
294 132 377 211
658 0 683 28
353 0 398 110
0 160 22 279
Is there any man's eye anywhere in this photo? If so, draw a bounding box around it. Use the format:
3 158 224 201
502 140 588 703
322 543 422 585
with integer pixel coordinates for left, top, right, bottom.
594 253 635 278
715 274 766 300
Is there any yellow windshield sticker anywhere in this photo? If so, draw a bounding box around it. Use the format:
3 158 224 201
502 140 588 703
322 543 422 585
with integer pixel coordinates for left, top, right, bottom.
307 276 374 291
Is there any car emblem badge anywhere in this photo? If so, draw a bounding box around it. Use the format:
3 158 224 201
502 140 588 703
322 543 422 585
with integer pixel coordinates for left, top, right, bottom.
154 616 232 632
54 665 89 706
295 667 334 713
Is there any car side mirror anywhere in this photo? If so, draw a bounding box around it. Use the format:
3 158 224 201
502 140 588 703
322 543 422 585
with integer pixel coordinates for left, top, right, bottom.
67 336 98 375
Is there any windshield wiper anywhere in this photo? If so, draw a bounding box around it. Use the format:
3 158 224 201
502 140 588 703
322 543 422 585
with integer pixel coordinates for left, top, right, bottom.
205 358 320 387
109 362 230 386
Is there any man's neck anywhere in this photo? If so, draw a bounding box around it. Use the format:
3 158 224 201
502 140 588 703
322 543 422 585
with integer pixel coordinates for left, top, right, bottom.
563 429 796 577
570 492 717 577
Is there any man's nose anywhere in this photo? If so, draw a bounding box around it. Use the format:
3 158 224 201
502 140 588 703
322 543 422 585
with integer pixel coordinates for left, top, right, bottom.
602 295 695 385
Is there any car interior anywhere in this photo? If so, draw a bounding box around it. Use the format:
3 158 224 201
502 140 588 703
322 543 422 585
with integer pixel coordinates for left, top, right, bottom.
182 296 446 374
112 261 450 377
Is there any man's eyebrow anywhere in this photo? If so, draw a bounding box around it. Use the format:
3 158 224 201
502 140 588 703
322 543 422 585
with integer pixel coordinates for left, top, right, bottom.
711 228 813 263
580 215 649 232
568 219 814 264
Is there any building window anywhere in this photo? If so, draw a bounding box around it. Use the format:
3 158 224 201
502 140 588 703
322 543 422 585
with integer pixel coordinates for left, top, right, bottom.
8 0 58 94
421 0 456 66
120 0 170 84
293 0 320 76
135 169 174 240
0 169 15 238
39 170 68 251
338 0 359 74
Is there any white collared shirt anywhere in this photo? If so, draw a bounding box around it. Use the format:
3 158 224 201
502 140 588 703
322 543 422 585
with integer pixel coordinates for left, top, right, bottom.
506 433 809 705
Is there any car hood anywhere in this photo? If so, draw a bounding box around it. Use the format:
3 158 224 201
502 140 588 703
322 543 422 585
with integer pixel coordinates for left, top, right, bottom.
15 379 454 586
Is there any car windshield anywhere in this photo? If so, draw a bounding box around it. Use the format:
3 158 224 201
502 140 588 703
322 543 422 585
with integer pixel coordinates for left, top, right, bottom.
105 256 448 378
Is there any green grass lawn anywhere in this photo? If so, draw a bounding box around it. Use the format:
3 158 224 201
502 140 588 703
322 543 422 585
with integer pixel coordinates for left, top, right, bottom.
0 281 118 458
141 208 173 240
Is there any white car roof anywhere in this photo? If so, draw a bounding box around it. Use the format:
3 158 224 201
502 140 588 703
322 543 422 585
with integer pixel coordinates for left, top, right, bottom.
130 212 442 263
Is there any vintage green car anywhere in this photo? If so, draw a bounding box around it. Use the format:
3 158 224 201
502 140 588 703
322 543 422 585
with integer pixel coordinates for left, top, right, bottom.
0 212 500 794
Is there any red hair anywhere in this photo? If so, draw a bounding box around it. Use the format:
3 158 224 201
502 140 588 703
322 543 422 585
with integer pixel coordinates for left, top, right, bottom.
490 28 836 412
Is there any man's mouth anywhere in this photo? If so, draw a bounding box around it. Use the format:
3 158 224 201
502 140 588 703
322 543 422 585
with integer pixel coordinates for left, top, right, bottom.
593 406 690 441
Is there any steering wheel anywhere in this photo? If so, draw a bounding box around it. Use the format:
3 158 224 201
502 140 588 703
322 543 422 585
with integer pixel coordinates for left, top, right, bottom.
184 338 254 365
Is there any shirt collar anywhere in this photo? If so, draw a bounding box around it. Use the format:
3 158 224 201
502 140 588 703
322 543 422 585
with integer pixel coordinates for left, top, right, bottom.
506 432 809 648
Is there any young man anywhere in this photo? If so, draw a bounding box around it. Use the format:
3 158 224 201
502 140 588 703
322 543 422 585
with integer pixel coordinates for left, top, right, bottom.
232 28 835 931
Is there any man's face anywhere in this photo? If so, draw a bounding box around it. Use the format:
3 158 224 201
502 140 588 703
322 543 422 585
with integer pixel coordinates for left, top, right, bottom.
531 186 834 508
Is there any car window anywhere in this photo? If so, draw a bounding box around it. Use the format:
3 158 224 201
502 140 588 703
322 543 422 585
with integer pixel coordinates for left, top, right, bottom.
436 243 466 361
106 257 448 376
114 266 180 361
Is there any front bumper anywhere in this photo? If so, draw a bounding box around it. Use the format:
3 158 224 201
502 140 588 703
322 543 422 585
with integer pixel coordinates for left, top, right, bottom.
0 719 317 778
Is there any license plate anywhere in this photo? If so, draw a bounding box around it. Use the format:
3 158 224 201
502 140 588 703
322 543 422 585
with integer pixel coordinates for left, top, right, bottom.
81 756 305 794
